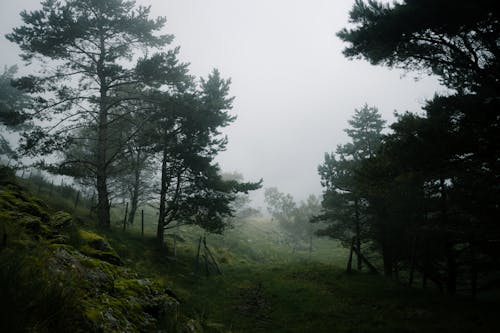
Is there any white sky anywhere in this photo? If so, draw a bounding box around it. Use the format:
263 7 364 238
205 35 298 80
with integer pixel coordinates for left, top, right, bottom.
0 0 444 209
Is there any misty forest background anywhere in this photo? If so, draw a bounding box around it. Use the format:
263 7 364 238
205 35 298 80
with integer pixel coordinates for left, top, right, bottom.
0 0 499 332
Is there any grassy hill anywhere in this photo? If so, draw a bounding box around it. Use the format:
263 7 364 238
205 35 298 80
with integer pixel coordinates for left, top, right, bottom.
2 168 499 332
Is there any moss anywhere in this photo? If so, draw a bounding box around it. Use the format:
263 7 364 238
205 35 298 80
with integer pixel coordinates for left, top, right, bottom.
114 278 149 297
49 243 75 253
84 307 102 323
79 244 123 266
78 229 123 265
50 211 72 229
0 189 50 222
1 178 181 332
79 229 103 242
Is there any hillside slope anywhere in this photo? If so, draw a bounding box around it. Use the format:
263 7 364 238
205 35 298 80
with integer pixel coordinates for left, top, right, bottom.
0 167 187 333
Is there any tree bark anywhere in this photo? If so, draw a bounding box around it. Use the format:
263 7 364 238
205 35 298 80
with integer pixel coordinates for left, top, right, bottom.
96 31 110 228
157 145 169 246
440 178 456 294
128 150 141 225
354 197 362 271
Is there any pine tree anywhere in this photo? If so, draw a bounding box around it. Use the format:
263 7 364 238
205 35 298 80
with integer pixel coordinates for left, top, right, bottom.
317 104 385 271
7 0 184 227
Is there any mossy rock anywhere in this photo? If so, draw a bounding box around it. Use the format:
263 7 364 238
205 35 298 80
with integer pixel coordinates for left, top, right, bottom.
48 246 180 332
50 211 72 230
1 176 182 332
78 229 123 265
0 187 50 222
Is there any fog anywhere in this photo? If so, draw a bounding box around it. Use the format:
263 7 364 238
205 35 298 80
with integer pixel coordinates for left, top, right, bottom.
0 0 443 208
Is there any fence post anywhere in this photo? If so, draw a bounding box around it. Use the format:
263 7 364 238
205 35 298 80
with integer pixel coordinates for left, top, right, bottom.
194 236 202 274
346 237 355 273
122 202 129 231
141 209 144 237
74 191 80 209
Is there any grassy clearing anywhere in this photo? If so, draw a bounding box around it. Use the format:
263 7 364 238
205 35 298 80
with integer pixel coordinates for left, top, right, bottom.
102 219 498 333
9 175 499 332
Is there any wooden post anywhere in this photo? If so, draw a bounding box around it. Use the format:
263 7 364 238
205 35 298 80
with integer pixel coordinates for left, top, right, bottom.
122 202 129 231
346 237 355 273
194 236 202 274
74 191 80 209
205 240 222 275
141 209 144 237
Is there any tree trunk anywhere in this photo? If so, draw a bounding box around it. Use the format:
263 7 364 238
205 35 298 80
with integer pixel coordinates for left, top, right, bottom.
309 233 313 259
157 146 168 246
96 32 110 228
354 197 362 271
128 151 141 225
96 169 110 228
346 237 355 273
379 220 393 277
440 178 456 294
382 248 393 278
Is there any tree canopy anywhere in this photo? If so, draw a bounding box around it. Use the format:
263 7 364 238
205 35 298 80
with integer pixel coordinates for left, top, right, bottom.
338 0 500 93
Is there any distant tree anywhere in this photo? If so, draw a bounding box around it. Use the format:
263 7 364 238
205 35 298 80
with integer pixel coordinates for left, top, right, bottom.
0 66 32 163
220 171 258 218
265 187 296 224
7 0 185 228
265 188 321 252
316 105 385 270
0 66 31 128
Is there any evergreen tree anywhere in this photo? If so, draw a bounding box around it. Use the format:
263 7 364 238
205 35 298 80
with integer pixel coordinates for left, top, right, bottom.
7 0 184 227
316 104 385 271
152 70 261 245
338 0 500 94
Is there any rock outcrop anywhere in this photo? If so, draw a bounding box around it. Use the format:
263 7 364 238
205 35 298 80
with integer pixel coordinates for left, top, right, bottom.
0 167 180 332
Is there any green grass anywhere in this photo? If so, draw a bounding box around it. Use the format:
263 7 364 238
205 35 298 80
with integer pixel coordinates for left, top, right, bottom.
8 173 500 332
100 224 499 333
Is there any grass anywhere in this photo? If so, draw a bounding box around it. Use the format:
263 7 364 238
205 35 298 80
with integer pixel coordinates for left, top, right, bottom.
6 172 500 332
102 222 499 333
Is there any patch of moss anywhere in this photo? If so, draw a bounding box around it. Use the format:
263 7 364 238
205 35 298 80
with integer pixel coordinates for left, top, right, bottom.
0 188 50 222
114 278 149 297
78 229 123 265
1 175 183 332
50 211 72 230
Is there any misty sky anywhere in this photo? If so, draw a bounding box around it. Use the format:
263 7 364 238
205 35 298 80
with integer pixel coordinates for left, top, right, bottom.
0 0 445 209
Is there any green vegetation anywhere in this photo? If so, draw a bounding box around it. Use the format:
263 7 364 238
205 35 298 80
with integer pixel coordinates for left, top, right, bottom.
0 0 499 332
0 167 181 332
2 164 500 332
102 213 499 333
